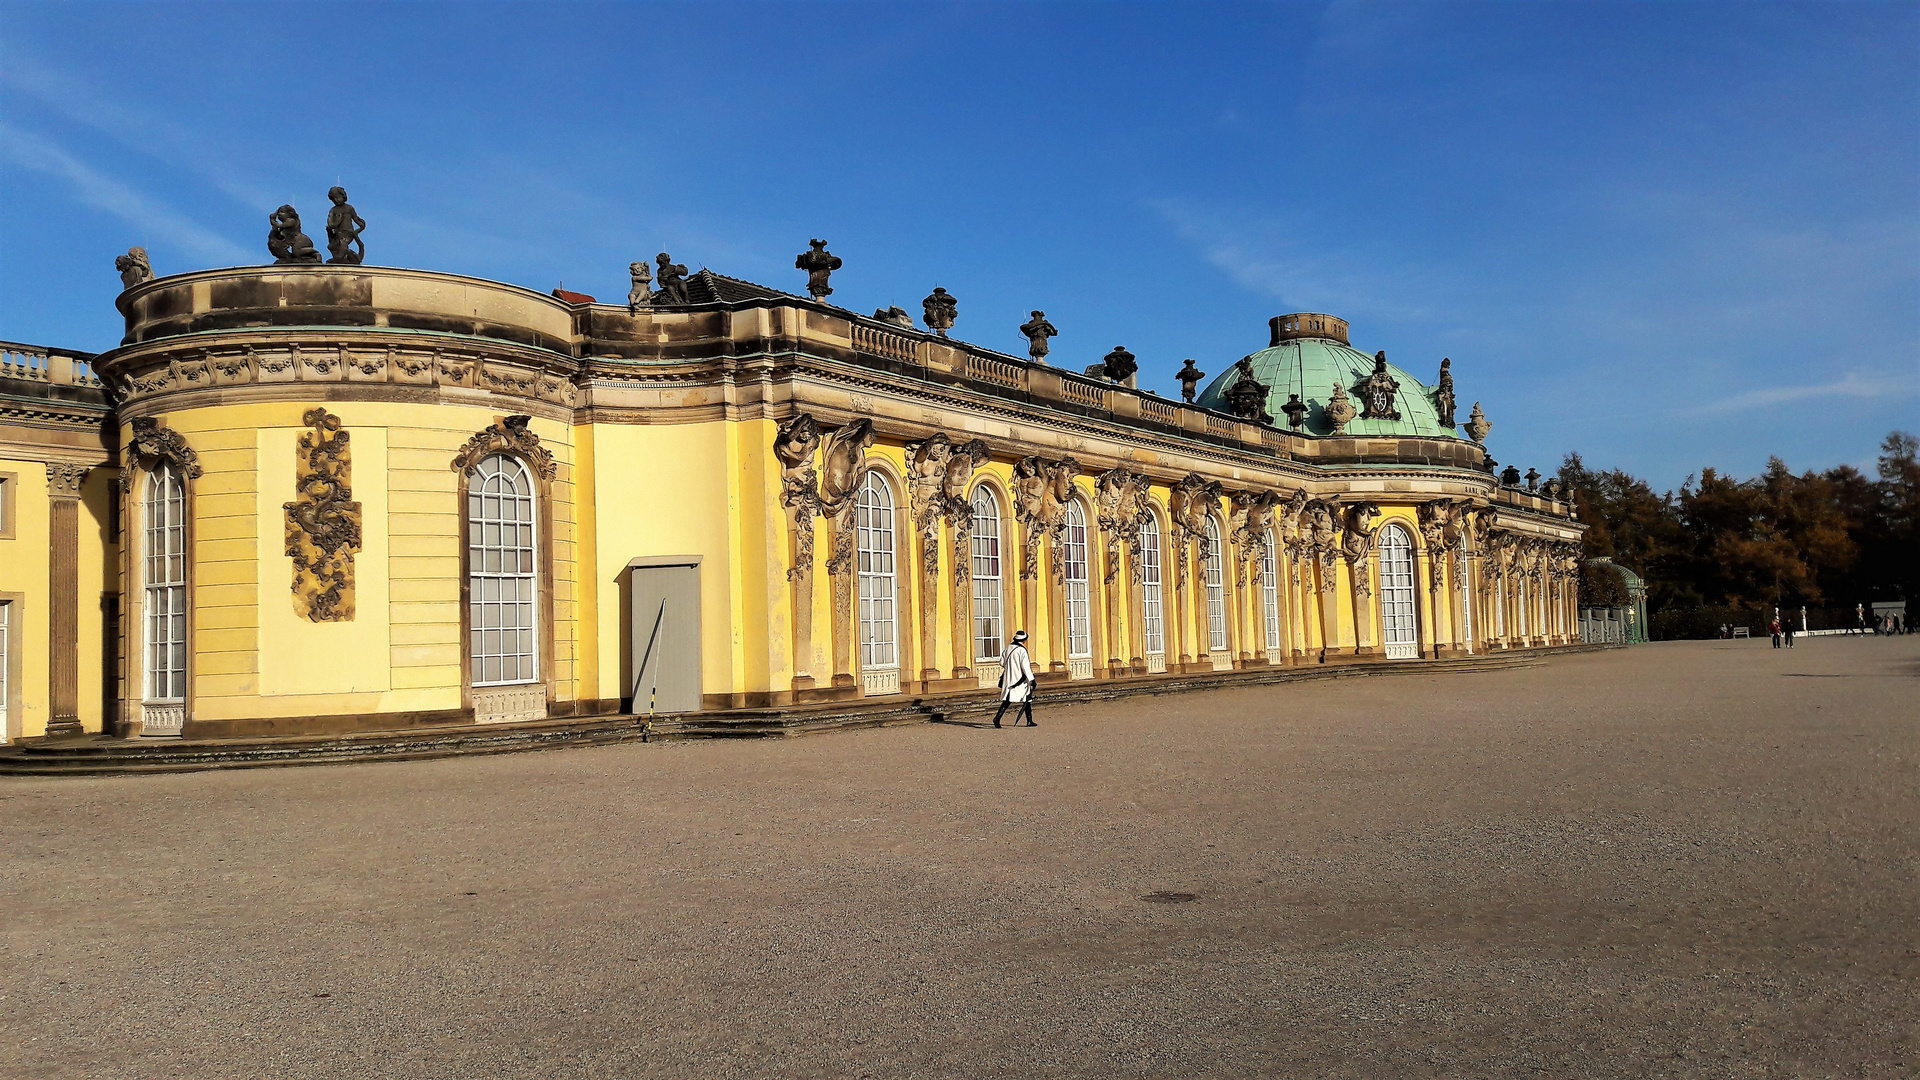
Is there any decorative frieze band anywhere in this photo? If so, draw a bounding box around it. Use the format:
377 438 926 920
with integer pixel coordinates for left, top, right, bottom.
104 341 579 411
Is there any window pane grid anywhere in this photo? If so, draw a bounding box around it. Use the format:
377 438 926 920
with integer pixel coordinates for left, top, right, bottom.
469 455 539 687
1064 504 1090 658
144 467 187 702
970 489 1003 661
1204 518 1227 651
857 473 897 670
1140 517 1163 656
1260 531 1280 651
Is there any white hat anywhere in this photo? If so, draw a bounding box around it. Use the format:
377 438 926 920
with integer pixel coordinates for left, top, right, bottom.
1011 630 1028 643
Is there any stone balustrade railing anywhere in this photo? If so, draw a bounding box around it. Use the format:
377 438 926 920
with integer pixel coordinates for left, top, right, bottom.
0 341 101 387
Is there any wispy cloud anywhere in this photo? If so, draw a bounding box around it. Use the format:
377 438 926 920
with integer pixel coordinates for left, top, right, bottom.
1692 371 1920 415
0 122 251 265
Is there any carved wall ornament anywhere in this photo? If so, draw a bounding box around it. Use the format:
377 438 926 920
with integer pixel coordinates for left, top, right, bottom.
1304 501 1341 593
795 239 842 300
1095 466 1148 584
1434 357 1457 428
1231 489 1282 558
774 413 822 579
451 414 556 481
1019 311 1058 363
906 434 955 578
45 462 90 499
1464 401 1492 443
1342 502 1381 599
1355 352 1401 421
942 438 992 584
1168 472 1224 583
284 408 362 622
922 287 958 336
123 417 202 479
1012 456 1049 581
1418 499 1464 592
116 246 153 291
1040 458 1082 584
1322 380 1357 433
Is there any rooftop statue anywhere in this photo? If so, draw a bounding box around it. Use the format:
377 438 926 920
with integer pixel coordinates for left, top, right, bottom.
1464 401 1492 443
115 246 152 291
1501 464 1522 487
324 187 366 265
1434 357 1457 428
1223 356 1272 424
268 204 322 265
655 252 690 305
1356 351 1401 421
1524 467 1540 491
1281 393 1308 430
922 287 957 335
1176 358 1206 403
874 305 914 328
795 238 842 300
1322 380 1357 433
627 261 653 310
1100 346 1138 384
1018 311 1058 363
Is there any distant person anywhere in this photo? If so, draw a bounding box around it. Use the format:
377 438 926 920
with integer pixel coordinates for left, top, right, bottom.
991 630 1037 729
1769 617 1782 648
1784 622 1795 648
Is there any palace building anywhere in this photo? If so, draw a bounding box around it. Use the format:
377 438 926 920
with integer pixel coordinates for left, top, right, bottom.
0 246 1583 743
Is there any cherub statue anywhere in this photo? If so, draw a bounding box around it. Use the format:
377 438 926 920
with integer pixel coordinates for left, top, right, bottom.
268 205 322 265
324 187 366 265
627 261 653 310
1177 358 1206 403
1019 311 1058 363
655 252 690 305
115 246 152 290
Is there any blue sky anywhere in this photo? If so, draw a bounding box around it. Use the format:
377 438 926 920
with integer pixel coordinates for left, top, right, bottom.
2 1 1914 490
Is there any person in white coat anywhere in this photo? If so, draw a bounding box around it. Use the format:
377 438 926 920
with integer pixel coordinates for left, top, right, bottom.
992 630 1037 728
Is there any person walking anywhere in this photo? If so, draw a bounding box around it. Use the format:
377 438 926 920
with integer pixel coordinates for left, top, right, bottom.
1784 621 1795 648
1770 616 1783 648
991 629 1037 728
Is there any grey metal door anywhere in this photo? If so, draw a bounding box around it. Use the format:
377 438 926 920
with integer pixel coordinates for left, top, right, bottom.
629 560 702 714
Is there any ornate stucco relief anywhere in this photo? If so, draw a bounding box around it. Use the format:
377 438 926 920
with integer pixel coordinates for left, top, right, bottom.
283 408 362 622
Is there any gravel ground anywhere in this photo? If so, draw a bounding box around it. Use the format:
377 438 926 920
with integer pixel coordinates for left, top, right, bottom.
2 638 1915 1079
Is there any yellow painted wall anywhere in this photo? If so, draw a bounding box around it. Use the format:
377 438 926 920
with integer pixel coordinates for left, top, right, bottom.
0 458 118 740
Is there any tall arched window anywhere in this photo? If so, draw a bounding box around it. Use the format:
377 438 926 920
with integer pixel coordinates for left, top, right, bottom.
1260 529 1281 655
970 486 1003 662
1063 501 1091 662
1140 513 1165 670
468 454 539 686
144 464 188 708
1378 524 1418 659
856 471 898 693
1203 516 1227 652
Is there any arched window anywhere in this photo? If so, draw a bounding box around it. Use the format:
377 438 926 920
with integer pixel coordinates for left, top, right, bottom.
1203 516 1228 652
1140 513 1165 668
856 471 898 692
970 486 1003 662
1378 524 1418 659
144 464 188 706
468 454 539 686
1063 501 1091 660
1260 529 1281 654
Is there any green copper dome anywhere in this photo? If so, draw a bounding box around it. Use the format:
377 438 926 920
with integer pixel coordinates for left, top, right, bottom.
1195 313 1458 438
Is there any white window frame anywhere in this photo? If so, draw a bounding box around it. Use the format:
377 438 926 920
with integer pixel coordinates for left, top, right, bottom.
0 599 10 740
468 454 540 687
856 471 897 674
1378 523 1419 660
1063 501 1091 659
1260 529 1281 653
1203 516 1227 652
970 487 1003 662
143 465 188 703
1140 514 1164 660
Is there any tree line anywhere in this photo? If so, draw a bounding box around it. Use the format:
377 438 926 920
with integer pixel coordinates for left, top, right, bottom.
1557 431 1917 639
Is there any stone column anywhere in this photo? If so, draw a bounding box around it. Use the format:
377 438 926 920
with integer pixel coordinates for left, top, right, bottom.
46 463 88 737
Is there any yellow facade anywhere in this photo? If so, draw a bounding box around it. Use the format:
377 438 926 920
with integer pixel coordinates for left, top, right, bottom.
0 262 1584 742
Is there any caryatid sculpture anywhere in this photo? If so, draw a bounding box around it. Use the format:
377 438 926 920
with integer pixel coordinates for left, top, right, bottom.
324 187 366 265
1176 359 1206 403
941 438 992 547
1342 501 1382 598
655 253 690 305
268 204 322 265
795 238 842 300
627 261 653 310
1018 311 1058 363
1095 466 1147 583
115 247 153 291
818 419 876 576
1232 489 1283 554
774 412 822 536
922 287 958 336
1012 456 1050 580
